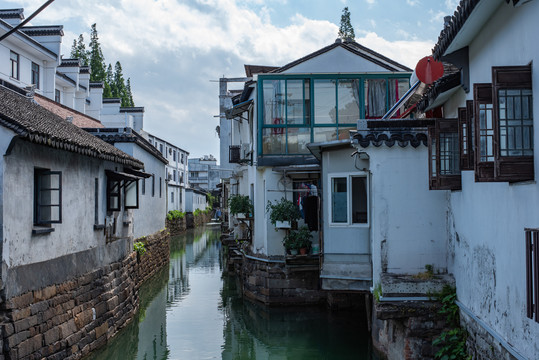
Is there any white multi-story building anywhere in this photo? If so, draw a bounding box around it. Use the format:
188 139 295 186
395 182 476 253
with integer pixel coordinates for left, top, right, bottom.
143 132 189 212
188 154 221 192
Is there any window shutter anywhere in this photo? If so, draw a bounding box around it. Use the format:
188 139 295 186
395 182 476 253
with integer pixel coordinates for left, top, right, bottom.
474 83 496 182
493 65 534 182
428 119 461 190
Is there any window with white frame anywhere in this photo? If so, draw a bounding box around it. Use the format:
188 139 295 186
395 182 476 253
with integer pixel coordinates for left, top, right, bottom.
329 173 368 225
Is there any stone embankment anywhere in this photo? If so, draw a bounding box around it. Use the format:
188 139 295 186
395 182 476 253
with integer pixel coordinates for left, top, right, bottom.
0 230 170 360
166 212 211 237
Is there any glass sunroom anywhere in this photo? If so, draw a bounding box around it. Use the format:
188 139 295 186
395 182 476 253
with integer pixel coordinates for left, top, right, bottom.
257 74 411 158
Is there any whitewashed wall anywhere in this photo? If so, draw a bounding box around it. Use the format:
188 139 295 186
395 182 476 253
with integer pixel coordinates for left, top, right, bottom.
443 2 539 357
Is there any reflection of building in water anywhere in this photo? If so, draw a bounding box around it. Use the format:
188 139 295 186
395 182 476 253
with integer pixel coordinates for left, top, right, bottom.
136 285 168 360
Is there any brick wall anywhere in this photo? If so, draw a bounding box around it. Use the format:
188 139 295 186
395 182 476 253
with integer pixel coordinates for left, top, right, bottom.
0 230 170 360
166 217 186 237
240 255 325 306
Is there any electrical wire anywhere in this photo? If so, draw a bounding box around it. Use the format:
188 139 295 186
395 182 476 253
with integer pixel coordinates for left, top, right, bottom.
0 0 55 43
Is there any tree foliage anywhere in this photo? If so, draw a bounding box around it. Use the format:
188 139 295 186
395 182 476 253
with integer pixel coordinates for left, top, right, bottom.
338 7 355 40
70 34 89 65
71 24 135 106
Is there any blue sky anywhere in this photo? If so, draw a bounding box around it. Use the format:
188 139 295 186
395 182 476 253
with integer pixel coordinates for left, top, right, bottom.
3 0 459 160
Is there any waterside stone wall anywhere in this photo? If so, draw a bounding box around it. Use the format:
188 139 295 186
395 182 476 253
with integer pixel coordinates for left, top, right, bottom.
0 230 170 360
372 301 446 360
167 213 211 237
239 254 325 306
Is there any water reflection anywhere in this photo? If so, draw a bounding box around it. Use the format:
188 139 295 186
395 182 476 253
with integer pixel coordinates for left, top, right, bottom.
88 226 374 360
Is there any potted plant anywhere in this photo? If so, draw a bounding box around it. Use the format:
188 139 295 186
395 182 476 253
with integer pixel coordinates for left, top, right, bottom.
282 231 299 255
295 226 313 255
228 194 253 218
266 198 301 229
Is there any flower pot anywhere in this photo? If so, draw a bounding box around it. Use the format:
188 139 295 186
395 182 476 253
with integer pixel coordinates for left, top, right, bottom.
275 220 291 229
290 249 298 256
299 247 308 255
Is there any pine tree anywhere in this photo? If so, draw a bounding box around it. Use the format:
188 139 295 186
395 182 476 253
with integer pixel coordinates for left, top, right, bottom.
104 64 114 98
88 24 107 82
113 61 131 106
338 7 355 41
70 34 89 65
126 78 135 107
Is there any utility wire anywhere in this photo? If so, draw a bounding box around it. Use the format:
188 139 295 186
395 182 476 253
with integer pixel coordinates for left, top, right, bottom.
0 0 55 43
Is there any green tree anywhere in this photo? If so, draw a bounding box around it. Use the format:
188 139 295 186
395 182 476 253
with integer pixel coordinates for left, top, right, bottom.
88 23 107 82
338 7 355 40
113 61 131 106
126 78 135 107
104 63 114 98
70 34 89 65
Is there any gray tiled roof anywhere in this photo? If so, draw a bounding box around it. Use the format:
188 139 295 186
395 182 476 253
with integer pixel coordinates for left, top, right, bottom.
432 0 519 60
0 9 23 19
20 25 64 37
0 85 143 168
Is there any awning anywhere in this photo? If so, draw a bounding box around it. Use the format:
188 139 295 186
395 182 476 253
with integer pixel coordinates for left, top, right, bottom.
105 170 145 188
124 168 152 178
225 100 253 120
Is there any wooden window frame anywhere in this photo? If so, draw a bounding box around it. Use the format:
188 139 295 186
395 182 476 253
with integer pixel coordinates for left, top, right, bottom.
459 100 475 170
525 228 539 322
107 178 122 211
428 119 461 190
492 65 534 182
474 83 496 182
31 62 40 89
10 51 19 80
328 172 369 227
34 169 62 224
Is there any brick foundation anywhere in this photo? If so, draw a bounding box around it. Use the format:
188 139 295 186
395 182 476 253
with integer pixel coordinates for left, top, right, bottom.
0 230 170 360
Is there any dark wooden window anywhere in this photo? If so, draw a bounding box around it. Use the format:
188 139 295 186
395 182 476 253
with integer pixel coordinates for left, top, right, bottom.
152 174 155 197
459 100 475 170
10 51 19 79
428 119 461 190
492 65 533 182
142 178 145 195
474 83 495 181
159 177 162 198
107 178 121 211
94 178 99 225
55 89 61 103
31 62 40 89
34 169 62 224
525 228 539 322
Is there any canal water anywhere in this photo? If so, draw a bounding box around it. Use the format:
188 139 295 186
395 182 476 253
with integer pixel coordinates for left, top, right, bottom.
88 225 376 359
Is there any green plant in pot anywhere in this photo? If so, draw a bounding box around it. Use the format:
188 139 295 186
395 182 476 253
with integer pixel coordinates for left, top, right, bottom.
266 197 301 229
295 226 313 255
228 194 253 218
282 231 299 255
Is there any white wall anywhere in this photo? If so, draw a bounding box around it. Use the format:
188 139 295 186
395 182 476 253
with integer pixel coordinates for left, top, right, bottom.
282 46 395 74
2 141 113 268
366 145 448 285
443 2 539 357
115 142 167 238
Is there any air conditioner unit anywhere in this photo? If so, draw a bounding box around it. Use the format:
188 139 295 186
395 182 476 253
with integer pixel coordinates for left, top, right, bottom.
229 145 240 163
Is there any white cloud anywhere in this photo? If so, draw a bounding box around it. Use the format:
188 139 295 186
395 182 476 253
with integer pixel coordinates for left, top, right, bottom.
356 31 433 69
445 0 459 11
406 0 420 6
5 0 436 159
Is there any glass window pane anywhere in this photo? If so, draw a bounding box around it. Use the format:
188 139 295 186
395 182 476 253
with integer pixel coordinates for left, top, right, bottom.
262 128 285 154
365 79 386 118
337 80 360 124
388 78 410 118
313 127 337 143
351 177 368 224
314 79 336 124
287 128 310 154
125 181 138 208
331 177 347 223
263 80 285 125
287 80 304 125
